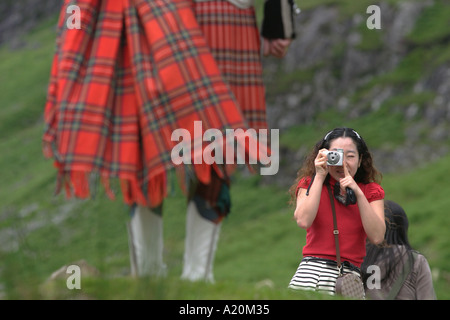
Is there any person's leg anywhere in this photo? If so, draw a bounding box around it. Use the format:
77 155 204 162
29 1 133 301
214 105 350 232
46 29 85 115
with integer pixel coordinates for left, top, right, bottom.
181 2 264 282
127 204 167 277
181 200 222 283
181 171 230 283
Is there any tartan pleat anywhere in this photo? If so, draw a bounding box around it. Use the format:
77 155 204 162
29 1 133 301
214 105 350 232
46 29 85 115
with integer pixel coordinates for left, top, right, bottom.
43 0 261 207
193 1 266 130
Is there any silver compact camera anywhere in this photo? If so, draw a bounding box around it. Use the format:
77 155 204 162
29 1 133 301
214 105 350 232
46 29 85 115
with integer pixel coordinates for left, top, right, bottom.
324 148 343 166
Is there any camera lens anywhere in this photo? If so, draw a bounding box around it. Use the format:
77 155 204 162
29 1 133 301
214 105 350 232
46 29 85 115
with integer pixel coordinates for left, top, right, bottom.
327 152 340 165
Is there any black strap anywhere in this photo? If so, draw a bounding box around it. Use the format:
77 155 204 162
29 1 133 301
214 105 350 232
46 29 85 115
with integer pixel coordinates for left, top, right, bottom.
326 184 341 271
305 173 315 196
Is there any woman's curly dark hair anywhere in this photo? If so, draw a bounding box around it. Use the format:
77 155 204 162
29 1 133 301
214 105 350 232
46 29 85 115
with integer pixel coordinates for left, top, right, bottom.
288 127 382 205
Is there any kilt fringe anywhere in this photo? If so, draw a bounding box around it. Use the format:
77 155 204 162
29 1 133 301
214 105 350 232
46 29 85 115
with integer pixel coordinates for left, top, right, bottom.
47 138 260 208
53 167 165 207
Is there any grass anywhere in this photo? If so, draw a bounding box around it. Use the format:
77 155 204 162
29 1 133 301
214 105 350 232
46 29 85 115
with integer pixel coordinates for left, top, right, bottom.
406 0 450 46
279 102 407 151
0 11 323 301
1 2 449 301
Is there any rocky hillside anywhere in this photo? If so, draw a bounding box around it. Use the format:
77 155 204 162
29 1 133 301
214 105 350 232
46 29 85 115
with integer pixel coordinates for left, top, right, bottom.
0 0 60 47
263 0 450 186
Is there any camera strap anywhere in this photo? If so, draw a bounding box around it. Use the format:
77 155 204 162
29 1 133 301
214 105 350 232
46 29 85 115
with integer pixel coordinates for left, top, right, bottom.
305 173 315 196
306 174 356 206
326 183 342 272
333 181 357 206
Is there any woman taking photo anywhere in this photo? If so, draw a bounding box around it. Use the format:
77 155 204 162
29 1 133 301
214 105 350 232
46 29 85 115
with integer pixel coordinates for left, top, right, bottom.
288 127 385 295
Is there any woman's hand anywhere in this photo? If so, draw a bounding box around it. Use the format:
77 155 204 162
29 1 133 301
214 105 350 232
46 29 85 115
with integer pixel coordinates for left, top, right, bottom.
315 149 329 178
338 163 359 194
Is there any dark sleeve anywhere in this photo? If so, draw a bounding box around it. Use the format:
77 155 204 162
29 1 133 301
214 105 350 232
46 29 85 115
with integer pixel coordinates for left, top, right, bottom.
261 0 297 39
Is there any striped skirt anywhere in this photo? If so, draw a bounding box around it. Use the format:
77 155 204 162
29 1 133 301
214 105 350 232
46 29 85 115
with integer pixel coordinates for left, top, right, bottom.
288 257 364 296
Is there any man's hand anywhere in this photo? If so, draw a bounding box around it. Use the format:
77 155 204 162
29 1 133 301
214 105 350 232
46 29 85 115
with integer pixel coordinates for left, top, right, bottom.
263 38 291 58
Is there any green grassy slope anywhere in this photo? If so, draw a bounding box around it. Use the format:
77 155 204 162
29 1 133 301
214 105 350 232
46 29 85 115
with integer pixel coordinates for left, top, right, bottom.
0 4 449 300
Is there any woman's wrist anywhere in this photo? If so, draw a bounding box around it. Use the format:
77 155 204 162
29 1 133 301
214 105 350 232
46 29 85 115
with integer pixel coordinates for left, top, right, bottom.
315 173 327 182
354 186 364 199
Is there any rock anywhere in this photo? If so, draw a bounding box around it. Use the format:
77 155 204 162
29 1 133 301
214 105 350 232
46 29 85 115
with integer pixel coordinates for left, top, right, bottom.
0 0 61 47
48 259 100 280
40 259 100 299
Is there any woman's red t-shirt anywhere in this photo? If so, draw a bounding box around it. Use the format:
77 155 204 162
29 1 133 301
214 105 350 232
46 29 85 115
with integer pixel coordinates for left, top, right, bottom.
297 176 385 268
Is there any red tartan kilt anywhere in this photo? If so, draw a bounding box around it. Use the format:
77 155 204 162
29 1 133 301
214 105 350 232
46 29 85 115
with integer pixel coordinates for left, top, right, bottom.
194 1 266 130
43 0 263 207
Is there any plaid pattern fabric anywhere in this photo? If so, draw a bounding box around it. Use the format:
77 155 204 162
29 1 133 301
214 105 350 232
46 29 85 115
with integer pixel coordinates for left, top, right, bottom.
193 1 266 130
187 1 267 219
43 0 259 207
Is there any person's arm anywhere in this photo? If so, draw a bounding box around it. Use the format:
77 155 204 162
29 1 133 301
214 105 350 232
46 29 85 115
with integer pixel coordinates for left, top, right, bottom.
339 164 385 244
294 149 328 229
261 0 297 58
294 175 324 229
357 197 385 245
261 0 296 40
